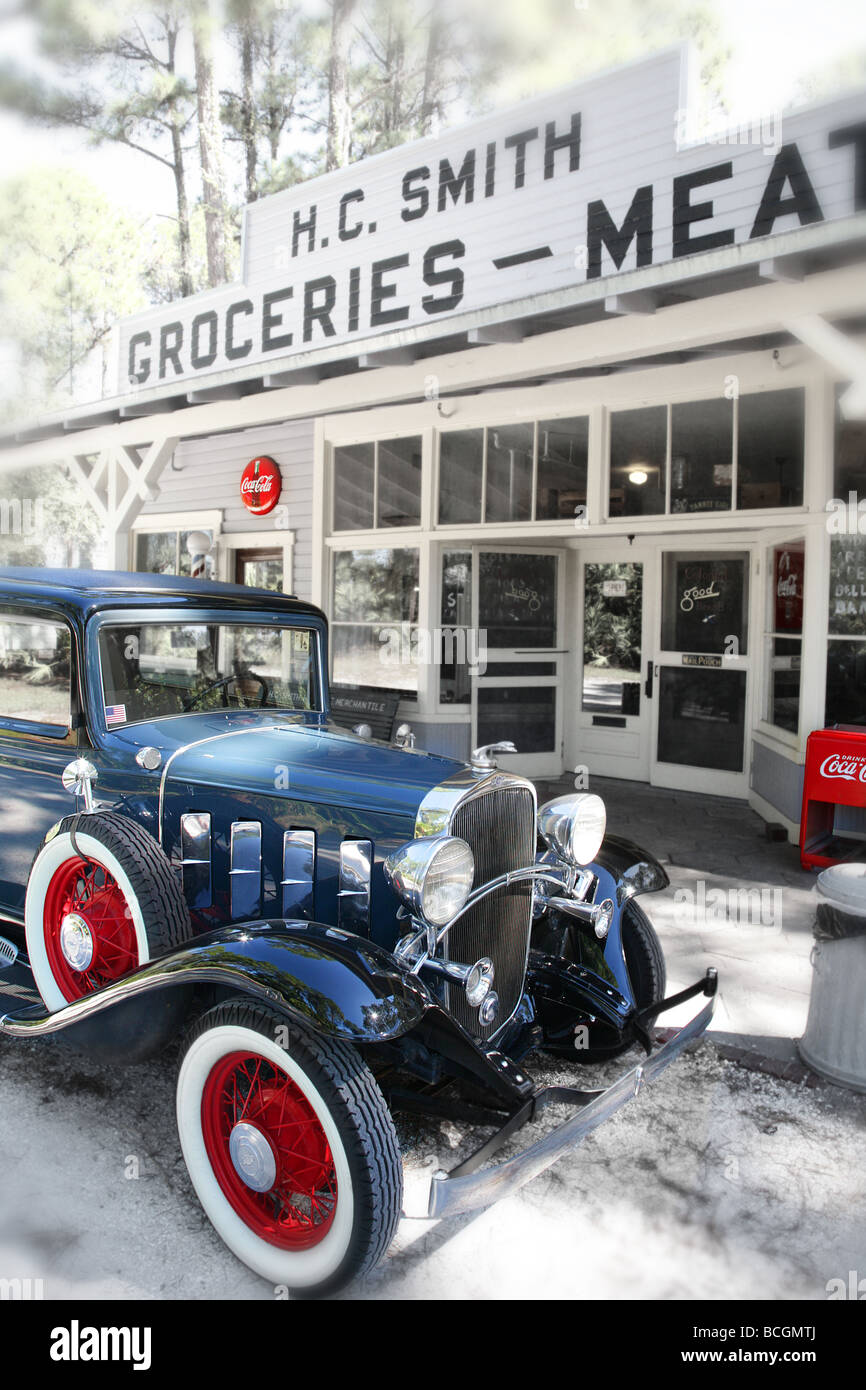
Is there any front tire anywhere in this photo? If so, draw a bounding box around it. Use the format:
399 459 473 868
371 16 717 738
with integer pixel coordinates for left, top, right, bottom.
176 999 403 1296
622 899 666 1008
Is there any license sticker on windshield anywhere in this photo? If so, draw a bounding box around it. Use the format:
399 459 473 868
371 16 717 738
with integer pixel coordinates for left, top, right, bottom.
105 703 127 726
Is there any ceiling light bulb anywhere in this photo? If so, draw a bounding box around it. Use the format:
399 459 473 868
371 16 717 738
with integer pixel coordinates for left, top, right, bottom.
629 469 648 485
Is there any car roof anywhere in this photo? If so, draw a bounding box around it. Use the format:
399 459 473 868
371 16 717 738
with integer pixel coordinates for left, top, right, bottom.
0 567 322 621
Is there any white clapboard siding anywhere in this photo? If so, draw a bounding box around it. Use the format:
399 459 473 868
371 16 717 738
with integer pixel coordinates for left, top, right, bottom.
136 417 315 600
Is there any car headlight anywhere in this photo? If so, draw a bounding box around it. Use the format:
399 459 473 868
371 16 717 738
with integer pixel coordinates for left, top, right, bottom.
383 835 475 927
538 793 607 867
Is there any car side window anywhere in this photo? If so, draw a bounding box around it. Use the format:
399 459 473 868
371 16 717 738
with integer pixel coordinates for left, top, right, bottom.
0 613 72 731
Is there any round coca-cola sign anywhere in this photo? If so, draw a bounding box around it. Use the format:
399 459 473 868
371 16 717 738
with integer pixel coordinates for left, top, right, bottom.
240 456 281 515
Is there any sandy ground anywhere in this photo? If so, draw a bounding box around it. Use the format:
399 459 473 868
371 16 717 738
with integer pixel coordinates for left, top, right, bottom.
0 1024 863 1302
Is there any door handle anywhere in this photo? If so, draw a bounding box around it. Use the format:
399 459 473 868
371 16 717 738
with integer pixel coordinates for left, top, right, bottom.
645 660 654 699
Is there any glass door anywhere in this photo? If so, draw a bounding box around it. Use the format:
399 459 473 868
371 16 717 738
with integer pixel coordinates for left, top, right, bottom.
650 549 752 796
577 554 652 782
470 548 564 777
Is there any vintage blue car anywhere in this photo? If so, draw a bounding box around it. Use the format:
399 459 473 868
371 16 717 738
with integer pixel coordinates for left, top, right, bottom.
0 568 716 1296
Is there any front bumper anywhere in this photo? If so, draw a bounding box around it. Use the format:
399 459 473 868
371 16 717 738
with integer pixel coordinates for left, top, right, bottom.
415 968 717 1221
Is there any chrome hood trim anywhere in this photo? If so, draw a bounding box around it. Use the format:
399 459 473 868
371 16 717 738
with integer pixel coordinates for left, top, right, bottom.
414 767 538 840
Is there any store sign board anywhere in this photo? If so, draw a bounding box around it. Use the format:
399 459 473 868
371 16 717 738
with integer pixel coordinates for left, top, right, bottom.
118 48 866 391
240 456 282 515
682 653 722 667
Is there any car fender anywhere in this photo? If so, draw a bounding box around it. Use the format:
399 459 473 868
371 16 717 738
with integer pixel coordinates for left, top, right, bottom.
0 921 431 1047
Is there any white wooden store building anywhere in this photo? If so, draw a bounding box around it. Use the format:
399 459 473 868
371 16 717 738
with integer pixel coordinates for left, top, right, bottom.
2 45 866 840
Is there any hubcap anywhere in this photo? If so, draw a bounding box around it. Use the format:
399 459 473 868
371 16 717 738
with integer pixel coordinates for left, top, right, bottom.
43 855 139 1002
201 1051 338 1250
229 1121 277 1193
59 913 94 971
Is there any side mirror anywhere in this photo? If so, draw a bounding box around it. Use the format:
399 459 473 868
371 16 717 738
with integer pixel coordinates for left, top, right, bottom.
61 758 98 812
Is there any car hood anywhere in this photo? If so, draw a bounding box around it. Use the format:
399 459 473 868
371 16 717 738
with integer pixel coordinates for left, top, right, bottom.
110 712 466 821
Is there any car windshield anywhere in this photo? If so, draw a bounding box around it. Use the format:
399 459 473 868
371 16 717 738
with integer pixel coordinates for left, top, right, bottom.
98 619 319 726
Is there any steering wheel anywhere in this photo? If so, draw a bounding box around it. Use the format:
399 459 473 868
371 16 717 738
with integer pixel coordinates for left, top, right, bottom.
182 672 269 711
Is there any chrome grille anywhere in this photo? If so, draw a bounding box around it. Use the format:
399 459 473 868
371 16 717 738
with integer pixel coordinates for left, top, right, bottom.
448 784 536 1041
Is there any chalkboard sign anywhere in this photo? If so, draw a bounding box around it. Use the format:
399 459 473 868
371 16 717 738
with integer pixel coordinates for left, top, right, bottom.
663 556 748 655
478 553 557 648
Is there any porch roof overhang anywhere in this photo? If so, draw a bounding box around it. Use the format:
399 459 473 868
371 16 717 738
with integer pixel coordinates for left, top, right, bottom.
1 214 865 472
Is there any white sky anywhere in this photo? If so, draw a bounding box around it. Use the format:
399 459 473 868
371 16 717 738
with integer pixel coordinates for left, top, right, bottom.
0 0 864 221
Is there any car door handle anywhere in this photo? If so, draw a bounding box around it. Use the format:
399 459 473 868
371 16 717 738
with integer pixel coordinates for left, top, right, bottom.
645 661 654 699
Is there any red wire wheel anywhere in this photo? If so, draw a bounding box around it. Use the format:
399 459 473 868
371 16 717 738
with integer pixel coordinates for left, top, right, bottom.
42 856 140 1002
201 1051 338 1250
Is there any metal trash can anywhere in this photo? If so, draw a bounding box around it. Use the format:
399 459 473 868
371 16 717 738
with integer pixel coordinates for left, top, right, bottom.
799 864 866 1093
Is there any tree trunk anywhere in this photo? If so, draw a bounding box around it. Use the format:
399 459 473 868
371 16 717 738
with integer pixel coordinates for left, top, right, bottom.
240 18 258 203
166 24 193 297
421 5 445 137
171 119 194 298
326 0 358 171
192 0 228 286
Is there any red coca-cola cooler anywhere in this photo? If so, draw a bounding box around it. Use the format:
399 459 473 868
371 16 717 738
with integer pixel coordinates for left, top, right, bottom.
800 727 866 870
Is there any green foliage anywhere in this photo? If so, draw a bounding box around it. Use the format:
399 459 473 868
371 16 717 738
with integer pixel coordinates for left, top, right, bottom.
583 563 642 672
0 462 104 568
0 167 152 417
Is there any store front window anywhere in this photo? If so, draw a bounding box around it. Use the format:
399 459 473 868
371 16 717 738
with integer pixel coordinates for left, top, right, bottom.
765 541 804 734
135 528 215 578
331 547 420 696
440 550 472 704
834 388 866 498
826 536 866 726
608 388 804 518
332 436 422 531
437 417 588 525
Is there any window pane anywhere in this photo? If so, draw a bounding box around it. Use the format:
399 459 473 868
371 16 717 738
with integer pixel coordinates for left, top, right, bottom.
829 537 866 636
661 552 749 655
100 622 317 723
773 543 804 634
238 556 283 591
609 406 667 516
477 686 556 753
439 430 482 524
333 443 375 530
331 624 418 695
377 436 422 528
767 636 801 732
536 417 588 520
834 385 866 500
333 548 419 624
657 667 746 771
485 423 533 523
582 562 643 714
670 398 733 513
136 532 176 574
0 617 70 727
737 388 804 509
826 641 866 726
478 552 557 648
440 550 472 704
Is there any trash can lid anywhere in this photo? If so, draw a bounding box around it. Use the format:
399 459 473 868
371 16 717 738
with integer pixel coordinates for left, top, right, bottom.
817 863 866 912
